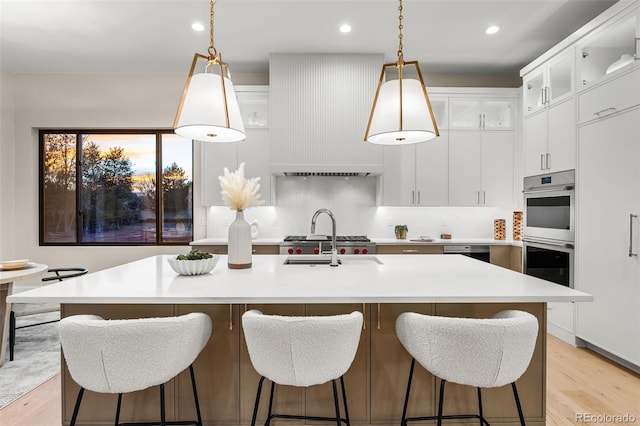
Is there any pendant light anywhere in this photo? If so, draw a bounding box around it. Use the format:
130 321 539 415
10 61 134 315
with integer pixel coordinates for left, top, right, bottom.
174 0 245 143
364 0 439 145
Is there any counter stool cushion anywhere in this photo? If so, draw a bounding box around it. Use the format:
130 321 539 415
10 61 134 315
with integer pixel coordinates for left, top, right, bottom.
395 310 538 426
59 312 212 426
242 309 363 426
242 309 362 387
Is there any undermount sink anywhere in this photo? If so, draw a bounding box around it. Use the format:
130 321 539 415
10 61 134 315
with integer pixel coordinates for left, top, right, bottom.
283 256 341 265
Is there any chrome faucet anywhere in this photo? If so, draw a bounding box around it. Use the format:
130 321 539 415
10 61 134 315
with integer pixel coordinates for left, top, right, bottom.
310 208 339 267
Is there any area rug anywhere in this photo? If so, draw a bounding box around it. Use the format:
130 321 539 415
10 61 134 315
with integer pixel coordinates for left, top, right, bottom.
0 310 61 409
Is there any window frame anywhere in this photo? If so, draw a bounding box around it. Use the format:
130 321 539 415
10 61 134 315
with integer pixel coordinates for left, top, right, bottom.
39 129 194 246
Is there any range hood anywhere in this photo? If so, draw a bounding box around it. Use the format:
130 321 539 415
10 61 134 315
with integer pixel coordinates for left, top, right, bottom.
283 172 370 177
271 164 384 177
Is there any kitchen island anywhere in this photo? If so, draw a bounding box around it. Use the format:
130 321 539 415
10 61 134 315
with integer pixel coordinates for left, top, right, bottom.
9 254 591 426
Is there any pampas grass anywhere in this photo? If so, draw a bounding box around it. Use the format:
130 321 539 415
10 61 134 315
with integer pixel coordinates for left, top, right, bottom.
219 163 264 211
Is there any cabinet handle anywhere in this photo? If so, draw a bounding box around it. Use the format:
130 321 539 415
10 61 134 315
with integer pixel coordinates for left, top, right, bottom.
377 303 381 330
479 114 482 129
631 214 637 257
482 113 486 129
546 87 550 105
546 153 550 170
362 303 366 330
594 107 616 117
477 191 480 204
417 191 421 204
229 304 233 331
482 191 486 205
402 249 418 253
540 154 545 171
411 190 415 205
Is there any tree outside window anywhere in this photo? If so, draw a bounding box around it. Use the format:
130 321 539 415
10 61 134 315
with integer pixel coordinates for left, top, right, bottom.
40 131 193 245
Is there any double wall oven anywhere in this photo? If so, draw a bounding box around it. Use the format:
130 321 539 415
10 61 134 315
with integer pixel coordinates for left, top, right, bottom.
522 169 575 288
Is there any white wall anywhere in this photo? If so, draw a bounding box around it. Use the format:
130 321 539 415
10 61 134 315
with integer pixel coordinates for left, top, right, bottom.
0 69 16 261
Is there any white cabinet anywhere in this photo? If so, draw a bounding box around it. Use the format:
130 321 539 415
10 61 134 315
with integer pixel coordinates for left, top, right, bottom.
270 54 384 173
449 98 513 130
578 66 640 124
578 8 638 89
381 131 449 206
523 52 574 117
547 302 575 344
576 106 640 368
380 98 448 206
448 130 513 206
201 129 272 206
523 97 576 176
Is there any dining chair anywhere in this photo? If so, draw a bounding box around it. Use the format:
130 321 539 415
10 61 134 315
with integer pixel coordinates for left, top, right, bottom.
9 267 87 361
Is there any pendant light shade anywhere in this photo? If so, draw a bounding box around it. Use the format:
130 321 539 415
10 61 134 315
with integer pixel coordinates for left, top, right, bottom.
364 0 439 145
366 76 438 145
174 0 245 143
175 72 245 143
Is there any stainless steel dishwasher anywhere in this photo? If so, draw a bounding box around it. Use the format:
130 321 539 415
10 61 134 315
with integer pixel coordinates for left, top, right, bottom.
443 245 491 263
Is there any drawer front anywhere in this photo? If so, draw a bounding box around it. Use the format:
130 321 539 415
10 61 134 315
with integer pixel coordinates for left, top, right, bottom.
376 244 444 254
579 67 640 124
547 301 574 333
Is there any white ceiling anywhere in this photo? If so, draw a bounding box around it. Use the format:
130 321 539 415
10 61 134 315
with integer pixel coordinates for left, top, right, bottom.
0 0 618 77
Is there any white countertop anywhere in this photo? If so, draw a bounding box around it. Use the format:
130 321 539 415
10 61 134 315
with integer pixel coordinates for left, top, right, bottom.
190 237 523 247
8 254 590 304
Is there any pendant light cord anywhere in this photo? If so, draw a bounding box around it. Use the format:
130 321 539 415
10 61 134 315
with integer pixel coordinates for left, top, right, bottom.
208 0 217 58
397 0 404 64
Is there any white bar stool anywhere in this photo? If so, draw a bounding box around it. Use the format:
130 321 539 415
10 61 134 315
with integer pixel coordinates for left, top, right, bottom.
395 310 538 426
242 309 363 426
58 312 212 426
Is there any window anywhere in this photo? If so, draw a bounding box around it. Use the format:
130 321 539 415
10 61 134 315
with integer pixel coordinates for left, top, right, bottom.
40 130 193 245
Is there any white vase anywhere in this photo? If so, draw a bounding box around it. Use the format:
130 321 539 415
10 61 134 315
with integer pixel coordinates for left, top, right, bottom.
228 210 252 269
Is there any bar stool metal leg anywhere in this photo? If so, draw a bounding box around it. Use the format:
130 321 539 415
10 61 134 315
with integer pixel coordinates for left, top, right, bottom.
331 380 341 426
400 358 416 426
251 376 266 426
70 387 85 426
266 380 276 426
115 393 123 426
436 379 446 426
512 382 526 426
340 376 350 426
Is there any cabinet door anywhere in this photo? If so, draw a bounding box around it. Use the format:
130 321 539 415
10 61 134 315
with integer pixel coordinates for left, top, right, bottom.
547 97 576 173
523 110 548 177
177 304 240 423
523 70 545 116
381 145 417 206
238 128 272 205
415 131 449 206
548 54 574 104
449 131 482 205
370 303 435 423
481 131 514 206
449 99 482 130
576 107 640 366
482 99 513 130
201 143 238 206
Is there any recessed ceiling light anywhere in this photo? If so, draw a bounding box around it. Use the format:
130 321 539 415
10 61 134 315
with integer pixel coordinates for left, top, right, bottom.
485 25 500 35
192 22 205 32
339 24 352 33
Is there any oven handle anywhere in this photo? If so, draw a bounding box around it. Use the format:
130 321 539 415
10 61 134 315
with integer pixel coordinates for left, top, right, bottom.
523 185 574 194
629 214 638 257
523 237 574 249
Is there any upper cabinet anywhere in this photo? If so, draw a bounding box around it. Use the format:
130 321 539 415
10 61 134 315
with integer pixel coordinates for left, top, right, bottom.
578 9 638 90
379 89 517 207
270 54 384 174
523 52 574 117
201 86 273 206
449 98 513 130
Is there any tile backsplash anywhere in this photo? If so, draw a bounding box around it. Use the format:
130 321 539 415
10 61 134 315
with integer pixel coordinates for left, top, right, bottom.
206 176 516 240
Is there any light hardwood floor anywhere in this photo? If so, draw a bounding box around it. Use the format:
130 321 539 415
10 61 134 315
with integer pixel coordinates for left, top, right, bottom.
1 334 639 426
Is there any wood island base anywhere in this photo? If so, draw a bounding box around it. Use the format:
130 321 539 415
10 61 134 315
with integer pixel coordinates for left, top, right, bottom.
60 302 546 426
